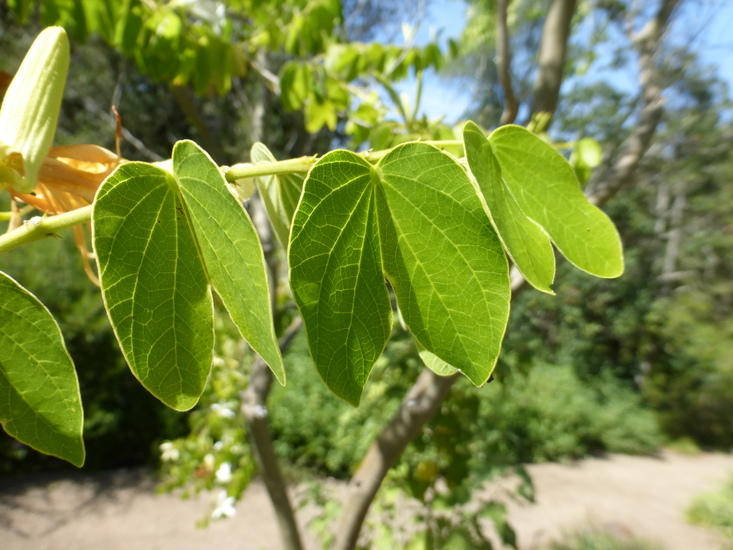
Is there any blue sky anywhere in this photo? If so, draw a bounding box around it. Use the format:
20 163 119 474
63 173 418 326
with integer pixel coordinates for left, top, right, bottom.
399 0 733 123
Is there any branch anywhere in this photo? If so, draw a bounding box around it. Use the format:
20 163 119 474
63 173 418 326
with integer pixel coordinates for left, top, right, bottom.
588 0 679 205
0 206 92 254
241 195 305 550
332 274 527 550
169 85 228 164
496 0 518 125
241 318 304 550
528 0 577 124
332 368 457 550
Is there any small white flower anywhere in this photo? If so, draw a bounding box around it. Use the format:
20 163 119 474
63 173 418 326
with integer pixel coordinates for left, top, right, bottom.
211 402 236 419
215 462 232 483
159 441 179 462
211 489 236 519
213 440 224 452
203 453 215 470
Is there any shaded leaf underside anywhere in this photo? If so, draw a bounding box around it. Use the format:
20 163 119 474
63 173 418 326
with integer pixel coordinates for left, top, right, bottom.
0 271 85 466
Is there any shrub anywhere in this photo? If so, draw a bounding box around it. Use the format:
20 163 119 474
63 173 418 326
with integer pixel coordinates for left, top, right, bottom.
686 473 733 543
470 363 663 465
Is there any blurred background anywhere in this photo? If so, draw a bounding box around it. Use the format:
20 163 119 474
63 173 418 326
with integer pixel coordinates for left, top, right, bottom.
1 0 732 548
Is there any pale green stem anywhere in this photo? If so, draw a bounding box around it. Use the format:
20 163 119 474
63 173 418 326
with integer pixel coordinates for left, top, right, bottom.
225 157 317 181
362 140 463 163
225 140 466 181
0 205 92 254
0 205 36 220
0 140 467 254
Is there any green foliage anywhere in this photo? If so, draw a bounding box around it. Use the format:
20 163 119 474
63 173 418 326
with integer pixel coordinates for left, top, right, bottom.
249 142 303 247
173 141 285 384
157 313 257 524
269 331 406 476
269 340 661 474
686 474 733 543
1 23 626 468
464 121 556 293
0 229 186 472
377 143 511 385
93 161 214 411
289 150 392 405
470 364 662 464
93 142 283 411
545 526 663 550
289 141 519 404
8 0 446 137
487 125 623 278
0 270 84 466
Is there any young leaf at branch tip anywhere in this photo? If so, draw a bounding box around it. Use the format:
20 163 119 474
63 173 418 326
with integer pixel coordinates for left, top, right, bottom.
93 162 214 411
250 142 304 247
463 121 556 294
0 271 85 467
173 140 285 385
489 125 624 279
289 150 392 406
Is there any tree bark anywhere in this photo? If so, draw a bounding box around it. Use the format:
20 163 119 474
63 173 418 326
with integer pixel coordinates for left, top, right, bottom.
169 84 228 164
239 65 305 550
241 197 305 550
588 0 680 205
497 0 518 125
332 369 458 550
528 0 577 124
241 327 304 550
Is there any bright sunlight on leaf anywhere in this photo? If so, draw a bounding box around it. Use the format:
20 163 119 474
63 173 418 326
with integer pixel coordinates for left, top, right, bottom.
93 162 214 411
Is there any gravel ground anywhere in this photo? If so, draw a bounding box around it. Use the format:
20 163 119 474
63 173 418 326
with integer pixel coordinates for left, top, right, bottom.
1 451 732 550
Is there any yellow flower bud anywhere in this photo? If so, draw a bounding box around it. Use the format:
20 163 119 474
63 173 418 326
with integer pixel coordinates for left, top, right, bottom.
0 27 70 193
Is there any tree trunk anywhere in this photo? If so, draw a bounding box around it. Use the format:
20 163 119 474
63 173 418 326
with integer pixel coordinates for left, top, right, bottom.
497 0 518 125
240 62 305 550
528 0 577 124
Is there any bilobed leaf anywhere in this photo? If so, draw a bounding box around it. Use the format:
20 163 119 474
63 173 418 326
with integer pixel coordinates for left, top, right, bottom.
93 162 214 411
463 121 555 294
489 125 623 278
173 140 285 384
376 143 510 387
251 142 304 247
0 271 85 467
289 150 392 405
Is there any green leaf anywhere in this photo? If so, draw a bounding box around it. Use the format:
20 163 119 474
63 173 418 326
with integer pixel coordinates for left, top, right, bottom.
250 142 304 247
489 125 624 278
289 150 392 405
305 98 338 133
463 121 556 294
93 162 214 411
280 62 312 112
376 143 510 387
0 271 84 467
173 140 285 384
570 137 604 187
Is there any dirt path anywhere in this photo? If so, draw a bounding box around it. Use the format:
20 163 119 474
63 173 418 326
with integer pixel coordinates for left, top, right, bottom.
1 451 731 550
